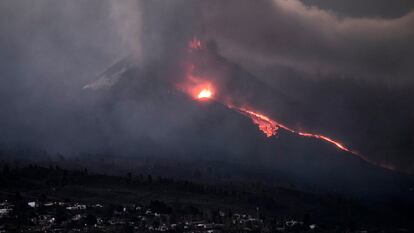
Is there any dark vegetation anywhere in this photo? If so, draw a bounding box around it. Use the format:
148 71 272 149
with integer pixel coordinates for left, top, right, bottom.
0 154 413 232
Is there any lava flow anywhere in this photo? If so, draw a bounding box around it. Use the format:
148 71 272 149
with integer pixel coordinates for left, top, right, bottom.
229 106 279 137
230 106 359 156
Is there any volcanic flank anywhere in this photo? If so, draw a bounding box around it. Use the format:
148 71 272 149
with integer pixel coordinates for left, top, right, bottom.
178 38 379 166
83 36 412 197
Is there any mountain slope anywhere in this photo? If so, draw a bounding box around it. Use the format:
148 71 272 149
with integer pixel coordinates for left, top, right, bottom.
82 46 414 199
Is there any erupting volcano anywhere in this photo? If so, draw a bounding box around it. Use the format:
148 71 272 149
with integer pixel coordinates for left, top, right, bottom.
181 37 365 161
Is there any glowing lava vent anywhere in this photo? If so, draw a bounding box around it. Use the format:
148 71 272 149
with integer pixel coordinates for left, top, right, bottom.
189 37 202 51
197 88 213 99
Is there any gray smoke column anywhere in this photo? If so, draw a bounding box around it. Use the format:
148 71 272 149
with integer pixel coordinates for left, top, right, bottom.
109 0 143 64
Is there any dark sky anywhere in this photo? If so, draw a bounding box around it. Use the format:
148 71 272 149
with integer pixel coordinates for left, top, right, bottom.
0 0 413 173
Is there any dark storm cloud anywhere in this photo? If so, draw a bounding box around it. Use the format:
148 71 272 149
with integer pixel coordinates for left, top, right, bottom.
203 0 414 83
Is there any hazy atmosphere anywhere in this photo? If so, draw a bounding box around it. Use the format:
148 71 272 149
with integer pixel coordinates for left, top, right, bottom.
1 1 414 232
1 0 413 171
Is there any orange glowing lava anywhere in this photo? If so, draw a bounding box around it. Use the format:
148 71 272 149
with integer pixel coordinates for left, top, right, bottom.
197 88 212 99
189 38 202 50
231 106 278 137
232 106 359 155
297 133 351 153
177 60 215 101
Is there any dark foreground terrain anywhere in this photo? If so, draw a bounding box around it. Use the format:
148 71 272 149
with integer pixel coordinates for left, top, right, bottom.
0 160 413 233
